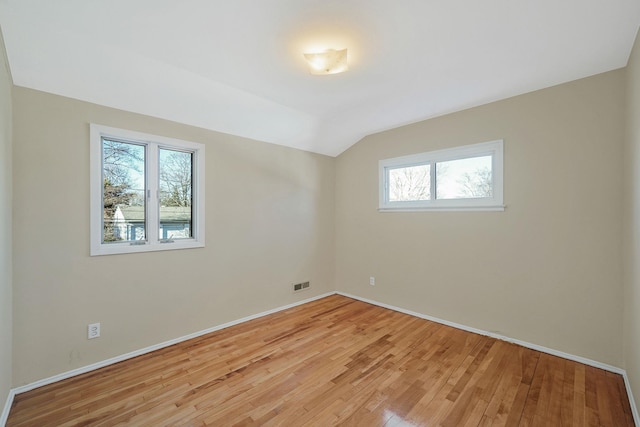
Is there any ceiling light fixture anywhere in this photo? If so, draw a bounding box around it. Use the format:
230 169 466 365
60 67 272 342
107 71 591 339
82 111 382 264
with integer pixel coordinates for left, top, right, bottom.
303 48 348 75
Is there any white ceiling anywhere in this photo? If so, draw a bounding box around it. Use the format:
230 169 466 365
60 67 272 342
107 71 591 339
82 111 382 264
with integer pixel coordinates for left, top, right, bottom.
1 1 639 156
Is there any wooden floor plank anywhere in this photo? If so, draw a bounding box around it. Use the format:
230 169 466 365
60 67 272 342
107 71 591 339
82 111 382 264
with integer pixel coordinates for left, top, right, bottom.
6 295 635 426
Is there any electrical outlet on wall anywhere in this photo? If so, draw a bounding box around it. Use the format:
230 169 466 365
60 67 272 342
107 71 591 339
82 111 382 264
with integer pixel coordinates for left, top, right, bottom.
370 277 375 286
88 323 101 339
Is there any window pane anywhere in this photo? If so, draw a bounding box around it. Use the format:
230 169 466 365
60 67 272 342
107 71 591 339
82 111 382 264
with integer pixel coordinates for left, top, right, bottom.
436 155 492 200
159 148 193 239
388 164 431 202
102 139 146 243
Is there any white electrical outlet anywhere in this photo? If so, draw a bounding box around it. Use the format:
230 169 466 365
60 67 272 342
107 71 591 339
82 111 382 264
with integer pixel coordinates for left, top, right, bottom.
88 323 101 339
369 277 375 286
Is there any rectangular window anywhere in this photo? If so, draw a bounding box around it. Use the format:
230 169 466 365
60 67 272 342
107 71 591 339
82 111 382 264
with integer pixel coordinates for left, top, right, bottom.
379 140 504 211
90 124 205 255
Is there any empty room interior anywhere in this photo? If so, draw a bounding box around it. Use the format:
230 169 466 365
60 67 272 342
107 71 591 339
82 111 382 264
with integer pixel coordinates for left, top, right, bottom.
1 1 640 425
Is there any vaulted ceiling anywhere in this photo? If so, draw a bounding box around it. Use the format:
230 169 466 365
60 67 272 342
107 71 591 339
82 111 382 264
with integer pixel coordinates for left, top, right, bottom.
1 1 639 156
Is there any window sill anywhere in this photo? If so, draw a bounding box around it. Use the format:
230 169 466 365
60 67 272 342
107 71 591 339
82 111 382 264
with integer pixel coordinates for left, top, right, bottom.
378 205 506 213
90 240 205 256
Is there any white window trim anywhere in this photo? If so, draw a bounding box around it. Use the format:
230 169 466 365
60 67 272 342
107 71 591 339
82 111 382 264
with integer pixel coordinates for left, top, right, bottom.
90 124 205 256
379 140 504 212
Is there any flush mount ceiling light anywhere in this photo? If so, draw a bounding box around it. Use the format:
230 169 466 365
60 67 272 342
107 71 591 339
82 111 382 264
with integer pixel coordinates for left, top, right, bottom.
303 48 348 75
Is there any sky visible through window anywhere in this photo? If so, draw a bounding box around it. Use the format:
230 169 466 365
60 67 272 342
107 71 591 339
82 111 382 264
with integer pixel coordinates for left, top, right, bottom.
437 155 492 199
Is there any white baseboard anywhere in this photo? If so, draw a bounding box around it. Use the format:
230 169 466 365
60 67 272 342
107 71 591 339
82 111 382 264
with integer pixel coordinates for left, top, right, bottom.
622 370 640 426
0 388 15 427
337 291 639 426
10 291 335 398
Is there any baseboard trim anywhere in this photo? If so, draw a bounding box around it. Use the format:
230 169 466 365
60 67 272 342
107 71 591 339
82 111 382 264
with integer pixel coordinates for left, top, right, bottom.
338 291 639 426
10 291 335 398
0 388 15 427
622 370 640 426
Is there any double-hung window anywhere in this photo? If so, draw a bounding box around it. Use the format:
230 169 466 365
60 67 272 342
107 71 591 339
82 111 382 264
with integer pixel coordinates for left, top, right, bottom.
379 140 504 211
90 124 205 255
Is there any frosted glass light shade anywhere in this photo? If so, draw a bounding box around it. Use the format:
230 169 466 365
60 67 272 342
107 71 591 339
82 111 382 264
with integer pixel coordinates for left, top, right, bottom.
303 48 348 75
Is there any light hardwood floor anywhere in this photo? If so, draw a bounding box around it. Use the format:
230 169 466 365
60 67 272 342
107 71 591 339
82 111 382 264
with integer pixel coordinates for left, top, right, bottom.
7 295 635 426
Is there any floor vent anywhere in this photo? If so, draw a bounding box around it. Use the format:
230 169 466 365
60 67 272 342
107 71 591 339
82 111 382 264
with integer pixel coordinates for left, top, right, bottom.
293 281 310 293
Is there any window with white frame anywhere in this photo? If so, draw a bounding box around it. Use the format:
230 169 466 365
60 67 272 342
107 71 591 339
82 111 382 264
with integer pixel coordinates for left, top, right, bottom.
379 140 504 211
90 124 205 255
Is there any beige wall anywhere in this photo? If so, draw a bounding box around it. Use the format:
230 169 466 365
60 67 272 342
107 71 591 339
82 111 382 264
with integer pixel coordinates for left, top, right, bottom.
11 88 335 386
0 32 12 414
623 28 640 413
335 70 625 366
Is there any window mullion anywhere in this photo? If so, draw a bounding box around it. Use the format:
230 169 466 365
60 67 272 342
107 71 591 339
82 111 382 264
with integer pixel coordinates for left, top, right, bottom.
384 167 390 204
430 161 437 201
146 143 159 245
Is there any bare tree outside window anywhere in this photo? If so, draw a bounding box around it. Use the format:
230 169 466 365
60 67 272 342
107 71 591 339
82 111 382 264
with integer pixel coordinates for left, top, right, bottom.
159 149 193 239
459 167 492 198
159 149 192 207
436 156 492 200
101 139 145 242
388 164 431 201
